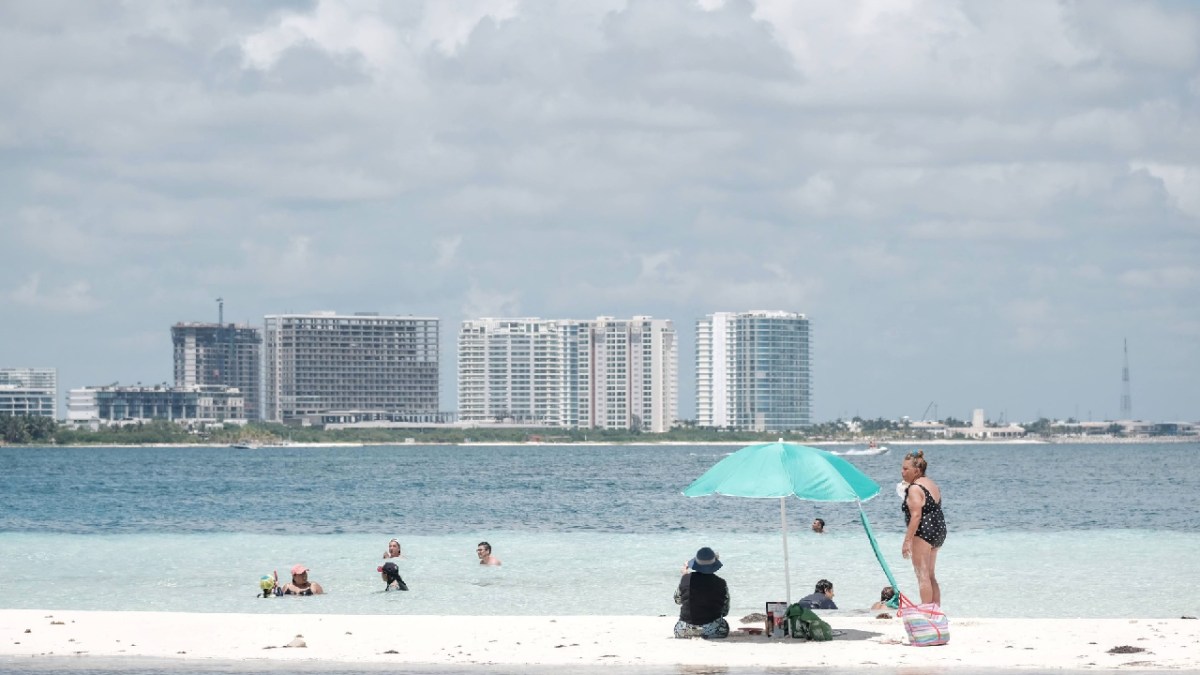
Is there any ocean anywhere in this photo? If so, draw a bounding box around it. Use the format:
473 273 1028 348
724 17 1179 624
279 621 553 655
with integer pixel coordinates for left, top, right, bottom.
2 441 1199 674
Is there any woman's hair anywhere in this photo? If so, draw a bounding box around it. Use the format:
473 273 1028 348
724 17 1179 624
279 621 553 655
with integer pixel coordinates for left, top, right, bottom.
904 449 928 475
388 538 401 553
815 579 833 594
880 586 896 602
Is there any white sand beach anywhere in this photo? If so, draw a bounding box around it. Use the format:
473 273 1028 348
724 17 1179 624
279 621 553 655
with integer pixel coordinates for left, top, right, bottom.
2 610 1198 670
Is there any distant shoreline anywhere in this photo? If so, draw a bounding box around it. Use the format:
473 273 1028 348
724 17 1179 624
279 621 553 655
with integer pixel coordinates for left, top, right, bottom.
2 436 1195 448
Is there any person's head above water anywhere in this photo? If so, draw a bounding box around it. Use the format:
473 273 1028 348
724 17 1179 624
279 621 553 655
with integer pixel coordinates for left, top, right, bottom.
814 579 834 595
378 561 408 591
476 541 502 565
880 585 895 602
386 539 401 558
811 518 825 533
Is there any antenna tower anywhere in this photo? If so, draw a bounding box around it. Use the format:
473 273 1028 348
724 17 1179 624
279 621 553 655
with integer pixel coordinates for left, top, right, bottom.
1120 339 1132 420
216 297 224 326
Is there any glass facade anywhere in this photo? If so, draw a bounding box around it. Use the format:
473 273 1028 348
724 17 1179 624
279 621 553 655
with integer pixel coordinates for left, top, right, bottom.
696 311 811 431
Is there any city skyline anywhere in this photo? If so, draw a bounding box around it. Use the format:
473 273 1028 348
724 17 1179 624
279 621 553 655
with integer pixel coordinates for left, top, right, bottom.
1 2 1197 423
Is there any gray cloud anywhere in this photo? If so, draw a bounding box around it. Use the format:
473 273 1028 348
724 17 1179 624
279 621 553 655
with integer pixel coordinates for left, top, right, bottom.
1 0 1197 422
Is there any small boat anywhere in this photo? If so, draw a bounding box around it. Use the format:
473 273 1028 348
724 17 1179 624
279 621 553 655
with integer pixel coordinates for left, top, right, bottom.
831 442 890 457
230 442 261 450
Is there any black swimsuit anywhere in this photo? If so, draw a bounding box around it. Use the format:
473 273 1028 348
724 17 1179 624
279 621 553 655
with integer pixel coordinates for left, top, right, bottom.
902 483 947 548
284 587 314 596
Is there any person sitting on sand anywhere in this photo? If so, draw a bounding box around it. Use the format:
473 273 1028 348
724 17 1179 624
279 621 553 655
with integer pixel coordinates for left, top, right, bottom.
279 564 324 596
383 538 403 559
795 579 837 610
674 547 730 639
871 585 896 610
477 541 502 566
378 561 408 591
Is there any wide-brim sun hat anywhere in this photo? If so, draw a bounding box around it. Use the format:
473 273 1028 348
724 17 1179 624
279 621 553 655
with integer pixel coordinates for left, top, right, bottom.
689 547 723 573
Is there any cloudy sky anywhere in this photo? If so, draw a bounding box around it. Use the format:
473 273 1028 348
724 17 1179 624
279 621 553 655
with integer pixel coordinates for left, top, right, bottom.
2 0 1197 424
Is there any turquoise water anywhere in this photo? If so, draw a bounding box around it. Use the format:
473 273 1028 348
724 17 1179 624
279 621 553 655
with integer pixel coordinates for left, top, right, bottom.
2 442 1198 620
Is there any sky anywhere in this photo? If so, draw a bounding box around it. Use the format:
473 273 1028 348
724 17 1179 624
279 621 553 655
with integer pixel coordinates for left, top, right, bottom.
2 0 1198 424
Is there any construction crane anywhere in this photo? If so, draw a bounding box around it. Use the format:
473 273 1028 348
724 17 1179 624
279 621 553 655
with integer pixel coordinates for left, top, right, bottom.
920 401 937 422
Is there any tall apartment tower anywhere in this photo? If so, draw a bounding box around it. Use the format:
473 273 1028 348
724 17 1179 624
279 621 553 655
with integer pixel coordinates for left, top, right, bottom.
584 316 678 432
263 312 439 422
0 367 58 418
172 323 262 420
458 318 577 426
696 310 812 431
458 316 678 432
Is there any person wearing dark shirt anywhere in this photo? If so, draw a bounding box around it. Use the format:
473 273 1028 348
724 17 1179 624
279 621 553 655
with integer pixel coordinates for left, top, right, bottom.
673 547 730 639
796 579 837 610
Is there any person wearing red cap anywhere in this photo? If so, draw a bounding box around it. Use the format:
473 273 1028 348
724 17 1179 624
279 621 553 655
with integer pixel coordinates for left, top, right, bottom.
279 564 324 596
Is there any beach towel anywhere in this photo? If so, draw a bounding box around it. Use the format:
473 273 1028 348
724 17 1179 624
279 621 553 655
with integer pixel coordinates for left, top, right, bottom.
897 594 949 646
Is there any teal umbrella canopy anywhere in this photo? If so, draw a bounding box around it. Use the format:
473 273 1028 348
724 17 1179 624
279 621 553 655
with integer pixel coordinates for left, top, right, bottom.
683 441 881 502
683 441 883 604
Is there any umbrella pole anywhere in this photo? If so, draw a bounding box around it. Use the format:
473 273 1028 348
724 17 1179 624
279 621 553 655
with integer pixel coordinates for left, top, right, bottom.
780 497 791 605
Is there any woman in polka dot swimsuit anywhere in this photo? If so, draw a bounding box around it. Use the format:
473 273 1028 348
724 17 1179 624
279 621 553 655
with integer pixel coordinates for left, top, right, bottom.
901 450 946 605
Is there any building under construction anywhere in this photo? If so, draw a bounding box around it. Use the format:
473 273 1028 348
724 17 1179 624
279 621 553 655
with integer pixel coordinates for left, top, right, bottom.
172 322 263 420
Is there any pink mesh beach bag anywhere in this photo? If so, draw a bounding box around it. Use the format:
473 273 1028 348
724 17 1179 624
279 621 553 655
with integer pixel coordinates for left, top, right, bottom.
897 594 949 646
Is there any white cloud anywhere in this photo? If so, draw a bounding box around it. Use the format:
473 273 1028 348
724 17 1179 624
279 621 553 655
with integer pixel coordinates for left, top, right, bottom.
1129 161 1200 218
1 0 1197 421
6 273 101 313
414 0 519 55
905 218 1061 242
461 281 521 318
434 234 463 268
241 0 401 73
1003 298 1070 351
1119 266 1199 290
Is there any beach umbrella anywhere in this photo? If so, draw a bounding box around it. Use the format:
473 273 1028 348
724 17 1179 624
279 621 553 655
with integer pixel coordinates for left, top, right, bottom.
682 441 881 604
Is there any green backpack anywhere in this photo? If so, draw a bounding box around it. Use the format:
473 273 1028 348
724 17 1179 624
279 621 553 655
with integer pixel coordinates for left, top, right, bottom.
786 603 834 641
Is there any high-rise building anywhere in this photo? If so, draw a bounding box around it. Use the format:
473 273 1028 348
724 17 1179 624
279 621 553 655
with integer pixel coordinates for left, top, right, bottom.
458 316 678 432
172 323 262 420
585 316 678 432
263 312 439 422
696 311 812 431
458 318 577 426
0 367 57 418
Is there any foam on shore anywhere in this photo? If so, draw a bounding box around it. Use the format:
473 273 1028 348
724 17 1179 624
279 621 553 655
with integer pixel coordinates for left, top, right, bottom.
2 610 1198 670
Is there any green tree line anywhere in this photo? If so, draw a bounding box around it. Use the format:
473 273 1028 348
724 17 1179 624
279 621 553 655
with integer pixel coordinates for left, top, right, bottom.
0 414 1111 446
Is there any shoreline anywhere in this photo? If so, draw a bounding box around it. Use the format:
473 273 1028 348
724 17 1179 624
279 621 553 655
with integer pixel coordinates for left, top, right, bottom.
3 437 1197 448
2 610 1199 670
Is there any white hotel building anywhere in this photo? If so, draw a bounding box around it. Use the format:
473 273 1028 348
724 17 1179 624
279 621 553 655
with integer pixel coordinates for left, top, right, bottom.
458 317 678 432
696 310 812 431
0 367 57 418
